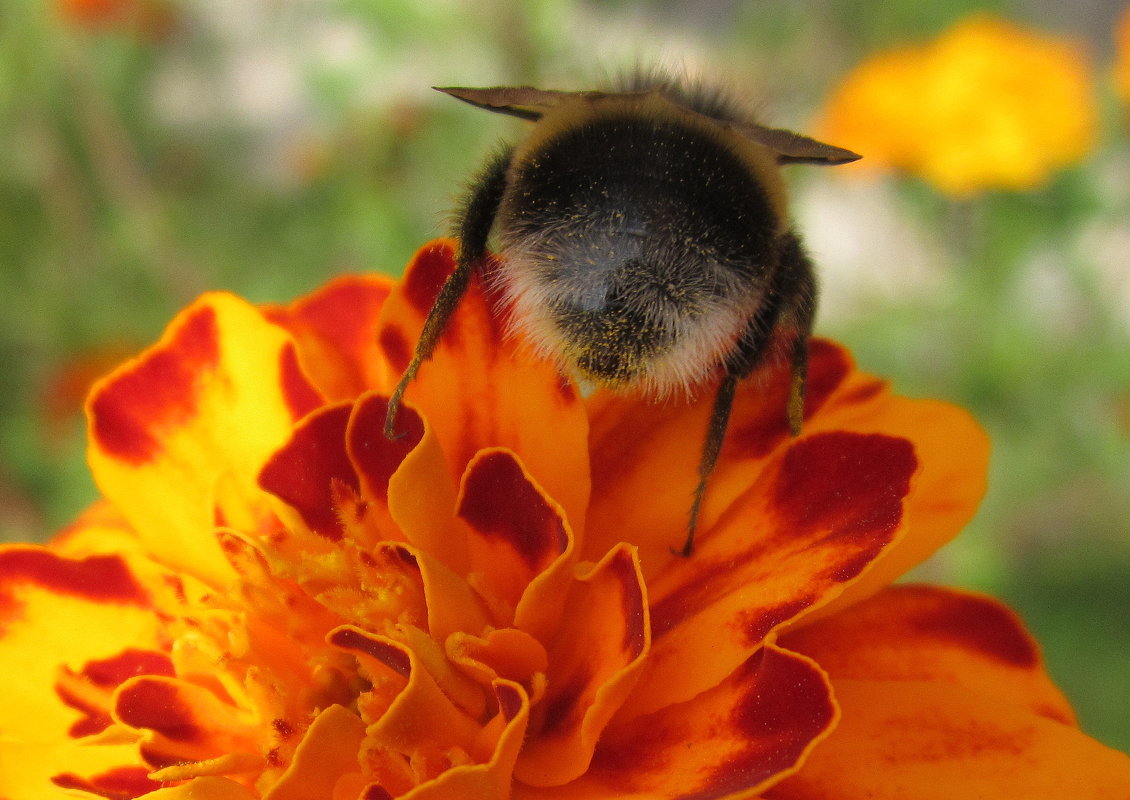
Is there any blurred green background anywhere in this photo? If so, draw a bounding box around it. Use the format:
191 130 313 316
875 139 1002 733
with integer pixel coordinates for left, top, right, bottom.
1 0 1127 751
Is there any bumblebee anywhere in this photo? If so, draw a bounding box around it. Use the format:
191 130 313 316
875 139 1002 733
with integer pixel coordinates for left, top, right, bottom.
384 80 860 556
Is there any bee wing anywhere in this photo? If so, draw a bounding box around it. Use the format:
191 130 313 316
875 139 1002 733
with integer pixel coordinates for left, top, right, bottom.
735 122 861 165
434 86 589 121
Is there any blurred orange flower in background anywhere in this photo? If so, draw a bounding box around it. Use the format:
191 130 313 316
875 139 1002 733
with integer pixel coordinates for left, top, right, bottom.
2 240 1129 799
819 14 1097 195
1116 4 1130 103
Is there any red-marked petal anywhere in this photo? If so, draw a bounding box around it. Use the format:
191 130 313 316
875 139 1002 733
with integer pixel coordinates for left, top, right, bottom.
264 274 395 400
458 449 571 617
377 241 590 536
765 680 1130 800
797 395 989 624
114 676 260 767
622 431 917 720
0 544 162 750
519 644 837 799
258 402 358 541
328 627 497 792
584 338 852 569
346 392 425 538
87 293 325 584
516 544 648 787
50 765 162 798
779 584 1076 724
261 704 366 800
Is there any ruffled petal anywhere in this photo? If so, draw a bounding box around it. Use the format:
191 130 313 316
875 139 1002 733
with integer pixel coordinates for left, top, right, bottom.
87 293 324 584
376 241 590 535
261 704 366 800
394 681 530 800
516 544 648 787
622 430 918 719
778 584 1076 724
328 627 510 793
457 448 572 622
764 680 1130 799
258 401 360 542
263 274 395 401
517 644 836 799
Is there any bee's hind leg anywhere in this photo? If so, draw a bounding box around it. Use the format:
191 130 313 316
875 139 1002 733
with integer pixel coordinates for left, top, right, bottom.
384 148 513 439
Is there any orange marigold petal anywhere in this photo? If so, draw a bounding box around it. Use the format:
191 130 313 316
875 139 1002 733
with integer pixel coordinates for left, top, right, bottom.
393 680 530 800
263 274 395 401
262 704 366 800
622 430 917 720
584 338 852 572
114 675 260 768
779 584 1076 725
258 401 360 542
0 545 160 742
87 293 325 585
387 404 469 576
519 644 836 799
516 544 648 787
328 627 498 792
144 776 260 800
458 449 572 619
764 679 1130 799
377 240 590 535
798 393 989 625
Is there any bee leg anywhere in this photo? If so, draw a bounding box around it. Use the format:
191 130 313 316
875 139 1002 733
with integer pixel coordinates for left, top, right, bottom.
384 149 513 439
777 232 817 436
676 372 738 557
675 230 817 556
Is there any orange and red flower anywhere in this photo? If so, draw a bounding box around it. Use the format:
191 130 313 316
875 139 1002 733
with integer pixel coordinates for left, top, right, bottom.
2 240 1128 798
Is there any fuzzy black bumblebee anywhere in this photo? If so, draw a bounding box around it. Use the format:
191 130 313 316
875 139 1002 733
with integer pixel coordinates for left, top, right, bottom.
384 80 860 555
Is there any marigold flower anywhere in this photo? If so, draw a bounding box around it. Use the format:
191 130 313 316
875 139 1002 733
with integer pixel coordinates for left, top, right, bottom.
819 14 1098 195
3 240 1129 799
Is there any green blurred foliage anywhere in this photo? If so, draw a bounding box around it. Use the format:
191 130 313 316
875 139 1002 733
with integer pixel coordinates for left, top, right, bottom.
0 0 1127 752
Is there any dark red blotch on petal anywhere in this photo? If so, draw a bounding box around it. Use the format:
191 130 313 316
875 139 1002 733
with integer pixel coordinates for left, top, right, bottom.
279 343 326 419
83 648 176 686
703 648 837 793
329 627 412 678
728 339 852 459
539 669 592 737
0 549 149 628
738 597 815 648
378 327 412 374
258 403 359 541
773 432 916 580
51 766 163 800
348 394 425 501
496 682 525 722
608 552 647 659
89 305 220 465
900 586 1039 668
57 684 113 738
404 242 457 316
459 451 568 570
115 679 202 743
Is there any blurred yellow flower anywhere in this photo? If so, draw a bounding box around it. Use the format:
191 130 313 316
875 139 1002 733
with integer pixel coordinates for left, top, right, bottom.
1116 4 1130 103
819 14 1097 195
